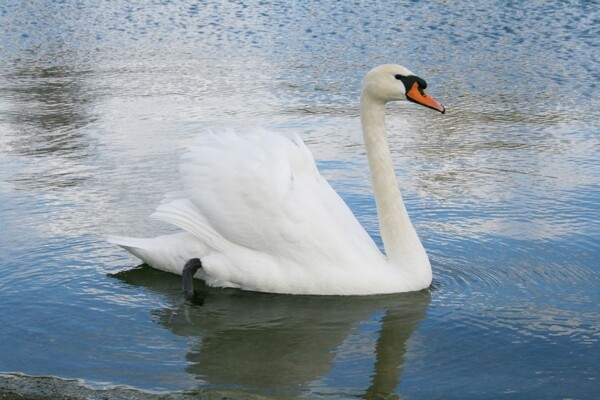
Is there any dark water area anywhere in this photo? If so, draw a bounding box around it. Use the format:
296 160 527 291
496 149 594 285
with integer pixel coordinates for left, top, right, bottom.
0 1 598 398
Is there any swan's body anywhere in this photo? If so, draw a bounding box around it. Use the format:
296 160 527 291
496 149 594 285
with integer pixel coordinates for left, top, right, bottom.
109 64 445 295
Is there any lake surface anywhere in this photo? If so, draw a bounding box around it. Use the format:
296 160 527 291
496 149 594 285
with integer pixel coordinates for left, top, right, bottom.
0 1 598 398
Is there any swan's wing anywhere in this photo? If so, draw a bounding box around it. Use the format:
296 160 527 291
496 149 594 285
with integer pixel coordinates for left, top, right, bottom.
155 128 382 268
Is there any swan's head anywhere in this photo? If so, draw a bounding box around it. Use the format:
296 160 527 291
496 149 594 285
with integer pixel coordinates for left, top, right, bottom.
362 64 445 113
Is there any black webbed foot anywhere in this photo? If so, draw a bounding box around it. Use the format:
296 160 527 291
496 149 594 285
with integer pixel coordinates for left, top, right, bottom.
182 258 203 302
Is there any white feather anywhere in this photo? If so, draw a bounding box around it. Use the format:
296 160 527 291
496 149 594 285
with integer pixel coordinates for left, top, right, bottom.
109 65 440 295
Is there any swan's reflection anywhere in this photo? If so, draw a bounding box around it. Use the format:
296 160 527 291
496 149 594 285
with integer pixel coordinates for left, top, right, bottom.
111 266 430 397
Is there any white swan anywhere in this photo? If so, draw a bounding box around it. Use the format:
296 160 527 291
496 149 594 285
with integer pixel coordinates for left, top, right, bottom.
109 64 445 295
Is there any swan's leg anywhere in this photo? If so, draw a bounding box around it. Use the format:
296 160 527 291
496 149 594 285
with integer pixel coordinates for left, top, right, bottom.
182 258 202 301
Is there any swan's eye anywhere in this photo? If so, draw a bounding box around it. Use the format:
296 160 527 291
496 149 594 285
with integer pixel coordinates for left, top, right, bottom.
394 74 403 80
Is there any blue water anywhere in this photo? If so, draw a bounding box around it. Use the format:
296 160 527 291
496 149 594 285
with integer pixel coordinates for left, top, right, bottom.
0 1 599 398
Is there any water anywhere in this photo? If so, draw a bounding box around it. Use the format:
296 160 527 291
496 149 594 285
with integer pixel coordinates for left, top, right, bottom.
0 0 598 398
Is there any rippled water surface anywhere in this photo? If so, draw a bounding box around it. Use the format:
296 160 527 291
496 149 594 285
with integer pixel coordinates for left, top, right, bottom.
1 1 599 398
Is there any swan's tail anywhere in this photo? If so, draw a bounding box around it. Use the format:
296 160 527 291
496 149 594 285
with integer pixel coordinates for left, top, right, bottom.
108 196 222 276
107 232 205 275
107 235 151 253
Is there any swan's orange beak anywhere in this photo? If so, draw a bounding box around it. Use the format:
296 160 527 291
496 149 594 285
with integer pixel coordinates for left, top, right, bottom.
407 82 445 114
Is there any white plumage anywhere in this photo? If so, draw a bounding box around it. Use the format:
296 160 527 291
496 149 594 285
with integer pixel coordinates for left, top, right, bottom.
109 64 445 295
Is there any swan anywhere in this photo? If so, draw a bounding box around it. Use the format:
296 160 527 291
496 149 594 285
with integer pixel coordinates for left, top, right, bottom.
108 64 445 296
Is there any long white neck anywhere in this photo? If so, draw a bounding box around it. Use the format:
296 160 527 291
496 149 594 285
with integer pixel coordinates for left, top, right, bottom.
360 94 428 269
